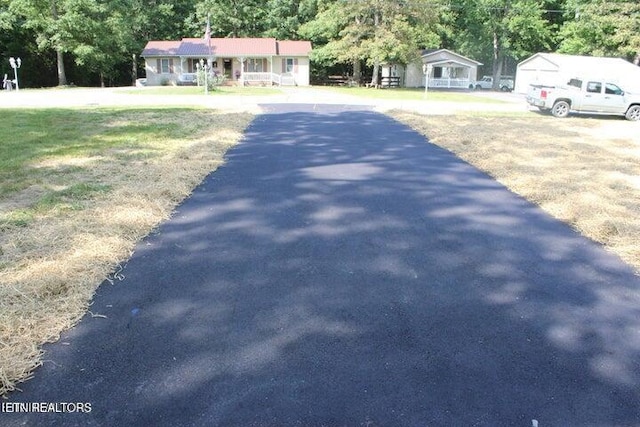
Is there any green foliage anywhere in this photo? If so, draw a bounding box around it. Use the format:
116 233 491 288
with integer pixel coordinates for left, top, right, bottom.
196 69 225 90
559 0 640 62
300 0 440 69
4 0 639 88
452 0 556 83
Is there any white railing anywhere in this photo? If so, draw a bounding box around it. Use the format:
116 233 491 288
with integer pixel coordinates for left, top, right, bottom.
241 72 296 86
280 73 295 86
178 73 198 84
242 72 272 83
427 78 471 89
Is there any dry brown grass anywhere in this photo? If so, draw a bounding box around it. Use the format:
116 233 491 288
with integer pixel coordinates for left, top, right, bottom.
0 108 253 396
391 110 640 272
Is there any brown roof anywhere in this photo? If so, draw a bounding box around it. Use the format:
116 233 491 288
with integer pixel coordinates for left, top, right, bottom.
141 38 311 57
277 40 312 56
141 41 181 56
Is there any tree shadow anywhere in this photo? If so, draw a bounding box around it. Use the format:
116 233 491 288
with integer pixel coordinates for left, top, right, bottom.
6 105 640 426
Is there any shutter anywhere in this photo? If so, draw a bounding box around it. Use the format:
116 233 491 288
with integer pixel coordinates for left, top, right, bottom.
188 59 193 73
169 59 174 74
282 58 286 73
156 59 161 74
294 58 299 74
262 58 267 72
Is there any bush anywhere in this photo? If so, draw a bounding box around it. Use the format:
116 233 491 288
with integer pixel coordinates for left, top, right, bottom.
197 70 225 91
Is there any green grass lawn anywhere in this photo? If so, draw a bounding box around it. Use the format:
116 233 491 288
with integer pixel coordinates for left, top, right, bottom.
118 85 282 96
0 106 253 396
314 86 506 103
0 108 180 199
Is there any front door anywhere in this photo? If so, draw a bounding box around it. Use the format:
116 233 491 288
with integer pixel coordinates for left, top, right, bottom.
223 59 232 79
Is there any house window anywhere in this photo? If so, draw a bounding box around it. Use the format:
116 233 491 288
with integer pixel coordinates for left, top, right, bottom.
247 59 264 73
161 59 170 74
285 58 294 73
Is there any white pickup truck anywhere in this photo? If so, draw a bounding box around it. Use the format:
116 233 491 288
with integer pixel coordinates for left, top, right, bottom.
471 75 514 91
526 78 640 121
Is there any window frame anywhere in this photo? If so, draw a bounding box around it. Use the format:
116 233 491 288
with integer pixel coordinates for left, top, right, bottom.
586 81 602 94
285 58 294 74
160 58 170 74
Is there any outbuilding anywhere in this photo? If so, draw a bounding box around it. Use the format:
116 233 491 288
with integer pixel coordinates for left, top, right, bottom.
383 49 482 89
515 53 640 93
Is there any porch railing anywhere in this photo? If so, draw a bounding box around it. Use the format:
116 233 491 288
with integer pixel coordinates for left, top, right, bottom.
242 72 296 86
428 78 471 89
242 72 272 83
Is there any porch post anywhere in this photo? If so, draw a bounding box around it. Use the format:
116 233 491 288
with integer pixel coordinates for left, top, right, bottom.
239 56 244 85
269 56 273 86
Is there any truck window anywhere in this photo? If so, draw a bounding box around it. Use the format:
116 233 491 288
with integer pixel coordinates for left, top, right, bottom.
568 78 582 88
586 82 602 93
605 83 623 95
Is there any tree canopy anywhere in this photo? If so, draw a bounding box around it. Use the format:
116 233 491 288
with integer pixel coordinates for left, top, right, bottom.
0 0 638 87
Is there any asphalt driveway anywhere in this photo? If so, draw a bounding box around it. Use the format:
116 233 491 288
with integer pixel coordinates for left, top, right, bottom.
5 104 640 426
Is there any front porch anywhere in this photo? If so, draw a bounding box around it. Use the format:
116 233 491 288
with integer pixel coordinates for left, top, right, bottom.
427 77 473 89
177 56 297 86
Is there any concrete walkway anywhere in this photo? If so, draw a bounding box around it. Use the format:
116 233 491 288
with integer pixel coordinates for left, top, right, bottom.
4 104 639 426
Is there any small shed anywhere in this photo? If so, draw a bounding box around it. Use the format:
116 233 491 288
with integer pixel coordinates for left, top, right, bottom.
515 53 640 93
402 49 482 89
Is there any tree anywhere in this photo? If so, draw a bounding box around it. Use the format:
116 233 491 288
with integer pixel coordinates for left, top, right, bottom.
189 0 268 38
263 0 320 40
453 0 555 88
559 0 640 64
300 0 440 86
9 0 100 85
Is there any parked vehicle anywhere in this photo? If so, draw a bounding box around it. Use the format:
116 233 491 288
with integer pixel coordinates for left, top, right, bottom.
527 78 640 121
470 75 514 91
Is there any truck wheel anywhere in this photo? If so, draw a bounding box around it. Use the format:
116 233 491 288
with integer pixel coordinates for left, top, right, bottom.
551 101 570 118
475 84 482 90
625 105 640 121
468 84 474 90
500 86 509 92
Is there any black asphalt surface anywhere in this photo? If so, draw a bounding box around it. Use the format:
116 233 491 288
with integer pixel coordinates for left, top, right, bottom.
4 104 640 426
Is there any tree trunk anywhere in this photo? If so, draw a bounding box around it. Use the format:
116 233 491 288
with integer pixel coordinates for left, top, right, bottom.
100 72 105 88
491 30 502 90
370 63 380 87
51 0 67 86
352 59 361 85
369 11 380 87
56 48 67 86
634 51 640 66
132 53 138 86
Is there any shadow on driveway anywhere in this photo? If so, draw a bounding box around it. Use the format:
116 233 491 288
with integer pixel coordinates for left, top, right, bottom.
6 104 640 426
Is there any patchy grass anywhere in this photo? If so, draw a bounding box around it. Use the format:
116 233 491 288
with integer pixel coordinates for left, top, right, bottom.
0 107 253 396
315 86 506 103
391 110 640 271
119 85 282 96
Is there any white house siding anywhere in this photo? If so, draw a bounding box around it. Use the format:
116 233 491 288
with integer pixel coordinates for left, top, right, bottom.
272 56 309 86
516 53 640 93
295 57 310 86
402 50 482 88
145 58 181 85
405 63 424 88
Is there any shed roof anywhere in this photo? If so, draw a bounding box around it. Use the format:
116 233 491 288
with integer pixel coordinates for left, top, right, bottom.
518 53 638 74
517 53 640 89
422 49 483 66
